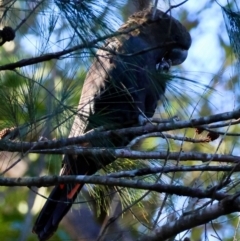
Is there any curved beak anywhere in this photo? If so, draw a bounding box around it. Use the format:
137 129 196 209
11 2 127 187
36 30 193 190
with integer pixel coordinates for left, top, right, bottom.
167 48 188 65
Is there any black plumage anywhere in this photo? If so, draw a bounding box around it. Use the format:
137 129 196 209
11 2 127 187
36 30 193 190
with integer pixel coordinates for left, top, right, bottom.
33 8 191 240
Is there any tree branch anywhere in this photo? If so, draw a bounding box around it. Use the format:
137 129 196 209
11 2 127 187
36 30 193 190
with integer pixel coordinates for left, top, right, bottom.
1 165 239 188
140 195 240 241
1 109 240 153
31 148 240 164
106 165 240 178
0 174 231 202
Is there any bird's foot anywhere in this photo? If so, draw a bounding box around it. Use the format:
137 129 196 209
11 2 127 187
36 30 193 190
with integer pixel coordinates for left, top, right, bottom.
157 58 172 72
138 114 153 125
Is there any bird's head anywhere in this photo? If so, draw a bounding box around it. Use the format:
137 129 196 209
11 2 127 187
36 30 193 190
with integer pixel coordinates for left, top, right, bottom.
119 8 191 71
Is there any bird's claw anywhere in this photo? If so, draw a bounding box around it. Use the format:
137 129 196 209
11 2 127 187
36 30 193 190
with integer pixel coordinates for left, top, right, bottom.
138 114 147 125
157 58 172 72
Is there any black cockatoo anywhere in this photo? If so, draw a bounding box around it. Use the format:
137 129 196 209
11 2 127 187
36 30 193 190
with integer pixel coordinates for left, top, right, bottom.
33 8 191 240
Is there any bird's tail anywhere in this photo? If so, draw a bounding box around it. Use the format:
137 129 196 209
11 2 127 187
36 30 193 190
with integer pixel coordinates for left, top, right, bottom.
32 154 95 241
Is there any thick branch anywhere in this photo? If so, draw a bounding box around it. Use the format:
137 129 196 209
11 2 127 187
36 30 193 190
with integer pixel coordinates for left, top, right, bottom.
0 109 240 153
140 196 240 241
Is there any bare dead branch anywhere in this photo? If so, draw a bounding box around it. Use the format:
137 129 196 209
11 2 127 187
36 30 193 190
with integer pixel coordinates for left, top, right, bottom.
1 109 240 153
30 148 240 164
106 165 240 178
0 174 232 202
140 195 240 241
